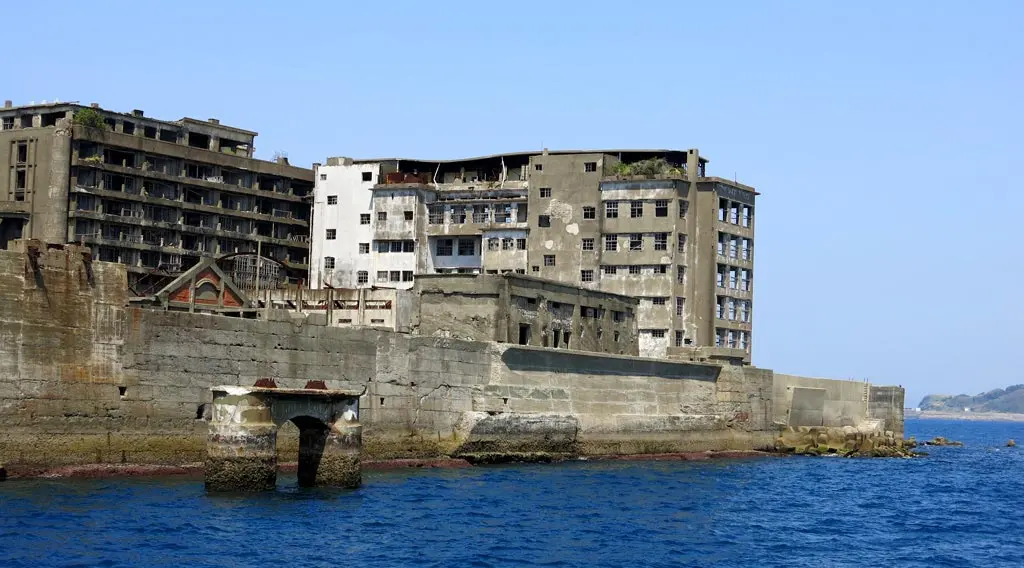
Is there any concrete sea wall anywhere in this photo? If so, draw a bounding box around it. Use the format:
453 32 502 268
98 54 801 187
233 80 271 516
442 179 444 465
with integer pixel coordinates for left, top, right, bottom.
0 245 902 471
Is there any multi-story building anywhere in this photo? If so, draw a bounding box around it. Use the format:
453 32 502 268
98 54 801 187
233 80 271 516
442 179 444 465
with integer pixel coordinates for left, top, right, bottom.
310 149 756 363
0 100 313 291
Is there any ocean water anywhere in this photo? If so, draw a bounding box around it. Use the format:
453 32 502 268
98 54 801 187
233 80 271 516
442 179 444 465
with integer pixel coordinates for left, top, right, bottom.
2 418 1023 568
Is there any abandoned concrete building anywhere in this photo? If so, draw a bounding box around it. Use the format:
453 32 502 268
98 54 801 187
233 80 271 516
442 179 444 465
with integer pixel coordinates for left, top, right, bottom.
0 100 313 293
309 149 756 362
414 273 640 356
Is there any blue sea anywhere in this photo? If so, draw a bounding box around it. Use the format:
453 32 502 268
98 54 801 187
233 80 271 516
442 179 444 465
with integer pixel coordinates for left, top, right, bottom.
1 418 1023 567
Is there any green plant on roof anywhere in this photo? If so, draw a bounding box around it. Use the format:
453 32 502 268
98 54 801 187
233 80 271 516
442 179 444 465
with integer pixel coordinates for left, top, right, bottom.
72 108 109 130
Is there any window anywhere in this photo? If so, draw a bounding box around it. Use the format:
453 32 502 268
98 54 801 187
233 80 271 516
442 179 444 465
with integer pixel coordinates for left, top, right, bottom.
604 234 618 251
629 234 642 251
327 195 338 205
742 206 752 228
538 215 551 227
741 239 751 260
655 200 668 217
675 331 684 347
679 200 689 218
584 161 597 172
360 213 370 225
359 243 369 254
676 297 685 316
458 238 475 256
325 229 337 240
377 211 387 221
404 240 415 252
651 297 667 306
362 171 372 182
516 269 526 274
605 201 619 218
436 239 453 256
648 329 666 338
16 143 27 163
678 265 686 284
320 173 327 181
630 200 643 218
581 269 594 282
377 241 390 253
718 233 727 255
428 205 444 224
654 264 667 274
730 237 738 258
390 271 401 282
678 234 687 251
544 255 555 267
323 256 335 270
502 238 515 250
539 187 552 198
377 271 388 283
488 238 500 251
404 210 413 221
357 271 368 284
532 265 539 272
534 163 543 171
603 266 617 276
581 238 594 251
516 238 527 250
583 206 596 219
629 265 641 275
612 311 625 323
654 233 667 251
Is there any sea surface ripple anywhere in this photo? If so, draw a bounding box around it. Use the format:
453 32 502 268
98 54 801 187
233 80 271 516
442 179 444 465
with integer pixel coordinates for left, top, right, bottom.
2 419 1023 567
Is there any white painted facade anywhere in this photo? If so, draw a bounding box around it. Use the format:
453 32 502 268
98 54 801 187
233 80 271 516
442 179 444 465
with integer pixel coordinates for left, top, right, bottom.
309 161 379 289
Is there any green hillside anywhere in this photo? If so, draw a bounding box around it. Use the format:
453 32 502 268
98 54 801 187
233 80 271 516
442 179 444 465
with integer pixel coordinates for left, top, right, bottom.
919 385 1024 413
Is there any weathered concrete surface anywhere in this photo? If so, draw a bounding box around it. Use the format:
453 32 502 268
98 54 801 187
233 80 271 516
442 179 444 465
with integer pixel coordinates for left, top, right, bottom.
772 374 904 437
0 246 902 471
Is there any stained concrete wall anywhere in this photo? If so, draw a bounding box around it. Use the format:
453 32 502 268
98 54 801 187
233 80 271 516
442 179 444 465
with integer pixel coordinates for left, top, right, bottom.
0 245 783 470
771 374 904 436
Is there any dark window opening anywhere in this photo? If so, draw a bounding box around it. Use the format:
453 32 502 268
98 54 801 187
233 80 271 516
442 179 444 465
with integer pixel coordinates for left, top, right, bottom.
40 112 63 127
563 331 571 348
159 129 177 142
404 210 413 220
16 143 28 163
584 162 597 172
518 324 531 345
122 121 135 135
143 126 157 139
538 215 550 227
362 171 373 182
552 330 561 348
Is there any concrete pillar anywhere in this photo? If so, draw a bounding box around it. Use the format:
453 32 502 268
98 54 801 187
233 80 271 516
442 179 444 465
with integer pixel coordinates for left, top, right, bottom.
298 419 361 488
34 118 72 244
205 388 277 491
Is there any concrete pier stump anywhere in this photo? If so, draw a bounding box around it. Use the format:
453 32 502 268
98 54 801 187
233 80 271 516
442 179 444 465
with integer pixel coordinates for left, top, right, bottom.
205 385 362 492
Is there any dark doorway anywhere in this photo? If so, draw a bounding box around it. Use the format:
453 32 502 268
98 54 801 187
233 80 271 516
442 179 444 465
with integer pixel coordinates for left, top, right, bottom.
518 324 531 345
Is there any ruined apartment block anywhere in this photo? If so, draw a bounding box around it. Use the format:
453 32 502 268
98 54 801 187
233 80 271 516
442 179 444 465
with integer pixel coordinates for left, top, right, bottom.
0 100 313 291
310 148 757 364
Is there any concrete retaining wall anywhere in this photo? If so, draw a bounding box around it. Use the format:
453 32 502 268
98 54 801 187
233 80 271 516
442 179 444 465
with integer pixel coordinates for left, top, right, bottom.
772 374 904 436
0 247 781 470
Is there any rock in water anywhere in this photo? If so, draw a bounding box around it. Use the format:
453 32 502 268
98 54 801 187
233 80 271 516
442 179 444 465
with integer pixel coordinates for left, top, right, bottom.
923 436 964 447
1008 440 1016 448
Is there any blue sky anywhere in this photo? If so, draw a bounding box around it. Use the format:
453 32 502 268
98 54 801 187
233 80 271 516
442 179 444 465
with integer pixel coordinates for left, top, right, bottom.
6 1 1022 404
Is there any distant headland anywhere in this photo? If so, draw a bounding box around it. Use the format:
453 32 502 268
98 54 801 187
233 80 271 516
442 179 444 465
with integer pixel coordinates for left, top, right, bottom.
910 385 1024 421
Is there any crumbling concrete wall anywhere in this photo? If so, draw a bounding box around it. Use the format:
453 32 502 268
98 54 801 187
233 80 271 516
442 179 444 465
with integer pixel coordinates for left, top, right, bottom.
0 245 900 470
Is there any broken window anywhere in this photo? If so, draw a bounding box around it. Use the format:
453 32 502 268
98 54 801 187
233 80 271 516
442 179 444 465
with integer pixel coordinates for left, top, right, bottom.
532 265 539 272
538 215 551 227
655 200 668 217
544 254 555 266
655 265 667 274
516 238 527 250
360 213 370 225
324 256 336 270
320 173 328 181
676 297 685 316
677 265 686 284
718 198 728 222
362 171 373 182
403 271 414 282
678 234 686 252
584 162 597 172
675 331 684 347
187 132 210 149
390 271 401 282
730 236 738 258
718 233 727 256
518 324 531 345
539 187 551 198
15 168 27 191
581 269 594 282
428 205 444 224
654 233 667 251
16 142 28 163
488 237 499 251
390 241 404 253
377 271 388 283
679 200 688 218
605 201 618 218
20 115 33 128
327 195 338 205
630 201 643 218
742 206 752 228
741 239 751 260
741 269 751 291
604 234 617 252
582 238 594 251
159 129 177 143
534 163 543 171
357 271 368 284
629 234 642 251
729 203 739 224
1 117 13 130
377 211 387 221
143 125 157 139
359 243 369 254
502 238 514 250
326 229 337 240
458 239 475 256
404 210 413 221
729 267 738 289
629 265 641 275
583 206 595 219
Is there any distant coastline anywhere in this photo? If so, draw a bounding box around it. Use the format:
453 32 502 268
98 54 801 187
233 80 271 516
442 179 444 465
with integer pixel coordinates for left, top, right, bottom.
907 410 1024 423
